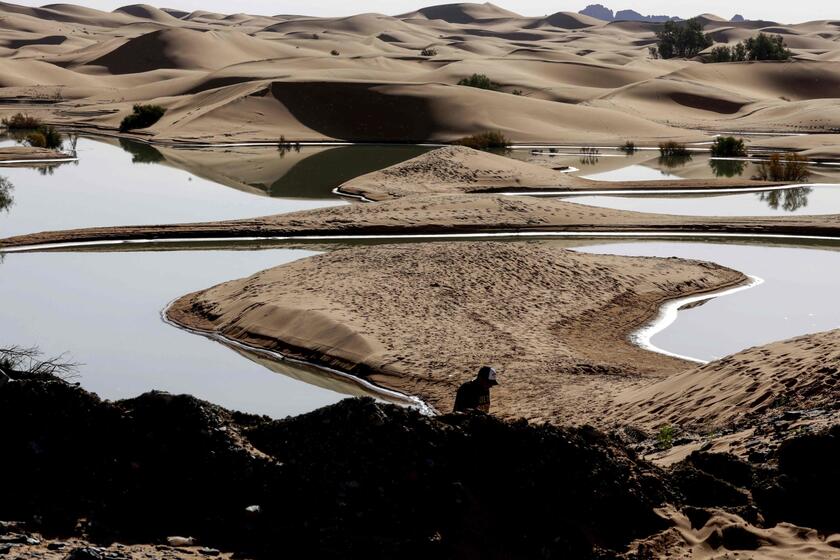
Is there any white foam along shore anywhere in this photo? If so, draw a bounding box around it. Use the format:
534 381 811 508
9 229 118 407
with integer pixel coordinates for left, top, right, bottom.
628 275 765 364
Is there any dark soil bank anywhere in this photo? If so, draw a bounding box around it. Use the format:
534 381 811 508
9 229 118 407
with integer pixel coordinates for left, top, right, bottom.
0 373 837 559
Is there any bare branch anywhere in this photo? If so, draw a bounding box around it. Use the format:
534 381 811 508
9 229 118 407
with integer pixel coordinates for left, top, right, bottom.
0 345 81 381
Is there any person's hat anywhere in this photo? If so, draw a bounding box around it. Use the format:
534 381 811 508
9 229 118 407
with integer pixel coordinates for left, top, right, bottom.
478 366 499 386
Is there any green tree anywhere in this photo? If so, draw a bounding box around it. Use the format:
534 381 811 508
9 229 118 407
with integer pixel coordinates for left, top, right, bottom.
744 33 791 60
655 19 712 59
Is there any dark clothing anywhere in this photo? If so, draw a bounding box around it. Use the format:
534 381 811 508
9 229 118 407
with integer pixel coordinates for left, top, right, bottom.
453 379 491 413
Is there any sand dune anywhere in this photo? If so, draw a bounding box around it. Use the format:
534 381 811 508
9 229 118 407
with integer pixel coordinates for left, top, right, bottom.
166 241 745 421
85 28 287 74
338 146 785 200
0 1 837 143
616 329 840 431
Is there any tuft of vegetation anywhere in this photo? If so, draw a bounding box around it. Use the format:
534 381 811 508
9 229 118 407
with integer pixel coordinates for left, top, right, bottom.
619 141 637 154
330 49 340 56
457 73 500 91
706 33 791 63
659 141 691 157
2 113 42 130
24 131 47 148
656 425 677 450
452 130 510 151
710 136 747 158
753 153 811 182
420 47 438 57
119 104 166 133
511 89 524 96
653 19 712 59
23 125 63 150
0 176 13 214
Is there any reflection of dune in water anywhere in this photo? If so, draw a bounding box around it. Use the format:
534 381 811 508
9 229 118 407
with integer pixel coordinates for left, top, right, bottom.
115 139 431 200
224 340 418 407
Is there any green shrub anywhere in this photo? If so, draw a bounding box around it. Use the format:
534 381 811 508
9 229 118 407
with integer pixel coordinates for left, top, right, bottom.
457 73 500 91
40 126 63 149
511 89 524 96
709 45 733 63
2 113 42 130
656 425 677 450
24 131 47 148
119 104 166 132
710 136 747 157
754 153 810 182
452 131 510 151
659 141 691 157
619 141 637 154
330 49 340 56
654 19 712 59
420 47 438 57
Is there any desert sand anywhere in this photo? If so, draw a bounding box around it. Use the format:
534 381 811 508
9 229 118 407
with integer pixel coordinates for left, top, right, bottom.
618 329 840 431
1 2 840 144
4 192 839 249
0 146 72 163
166 241 746 421
1 2 839 557
338 146 789 201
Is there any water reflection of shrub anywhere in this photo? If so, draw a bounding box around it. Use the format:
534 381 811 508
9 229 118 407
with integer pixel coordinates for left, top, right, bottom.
118 138 165 164
709 159 746 178
0 176 13 213
758 187 812 212
658 154 692 169
754 153 810 182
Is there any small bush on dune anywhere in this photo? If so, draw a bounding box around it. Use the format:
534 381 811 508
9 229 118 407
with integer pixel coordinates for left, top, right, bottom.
2 113 42 130
119 104 166 133
330 49 340 56
754 153 810 182
457 73 500 91
452 130 510 151
711 136 747 157
659 141 691 157
420 47 438 57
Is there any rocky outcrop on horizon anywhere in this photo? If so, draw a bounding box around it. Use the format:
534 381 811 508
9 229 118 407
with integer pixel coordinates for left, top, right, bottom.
579 4 678 23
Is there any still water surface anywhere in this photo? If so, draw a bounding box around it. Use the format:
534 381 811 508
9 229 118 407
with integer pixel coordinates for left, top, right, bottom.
1 240 838 417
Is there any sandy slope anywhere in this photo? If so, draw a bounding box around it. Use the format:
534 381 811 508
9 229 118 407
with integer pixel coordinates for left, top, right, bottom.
3 192 839 249
1 1 839 143
616 329 840 431
166 241 746 422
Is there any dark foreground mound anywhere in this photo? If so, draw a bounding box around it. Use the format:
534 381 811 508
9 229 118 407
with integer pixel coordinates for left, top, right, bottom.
0 374 668 559
1 374 837 559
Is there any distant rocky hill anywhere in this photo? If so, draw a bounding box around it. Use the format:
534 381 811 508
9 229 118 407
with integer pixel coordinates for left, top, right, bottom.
579 4 677 22
580 4 748 23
